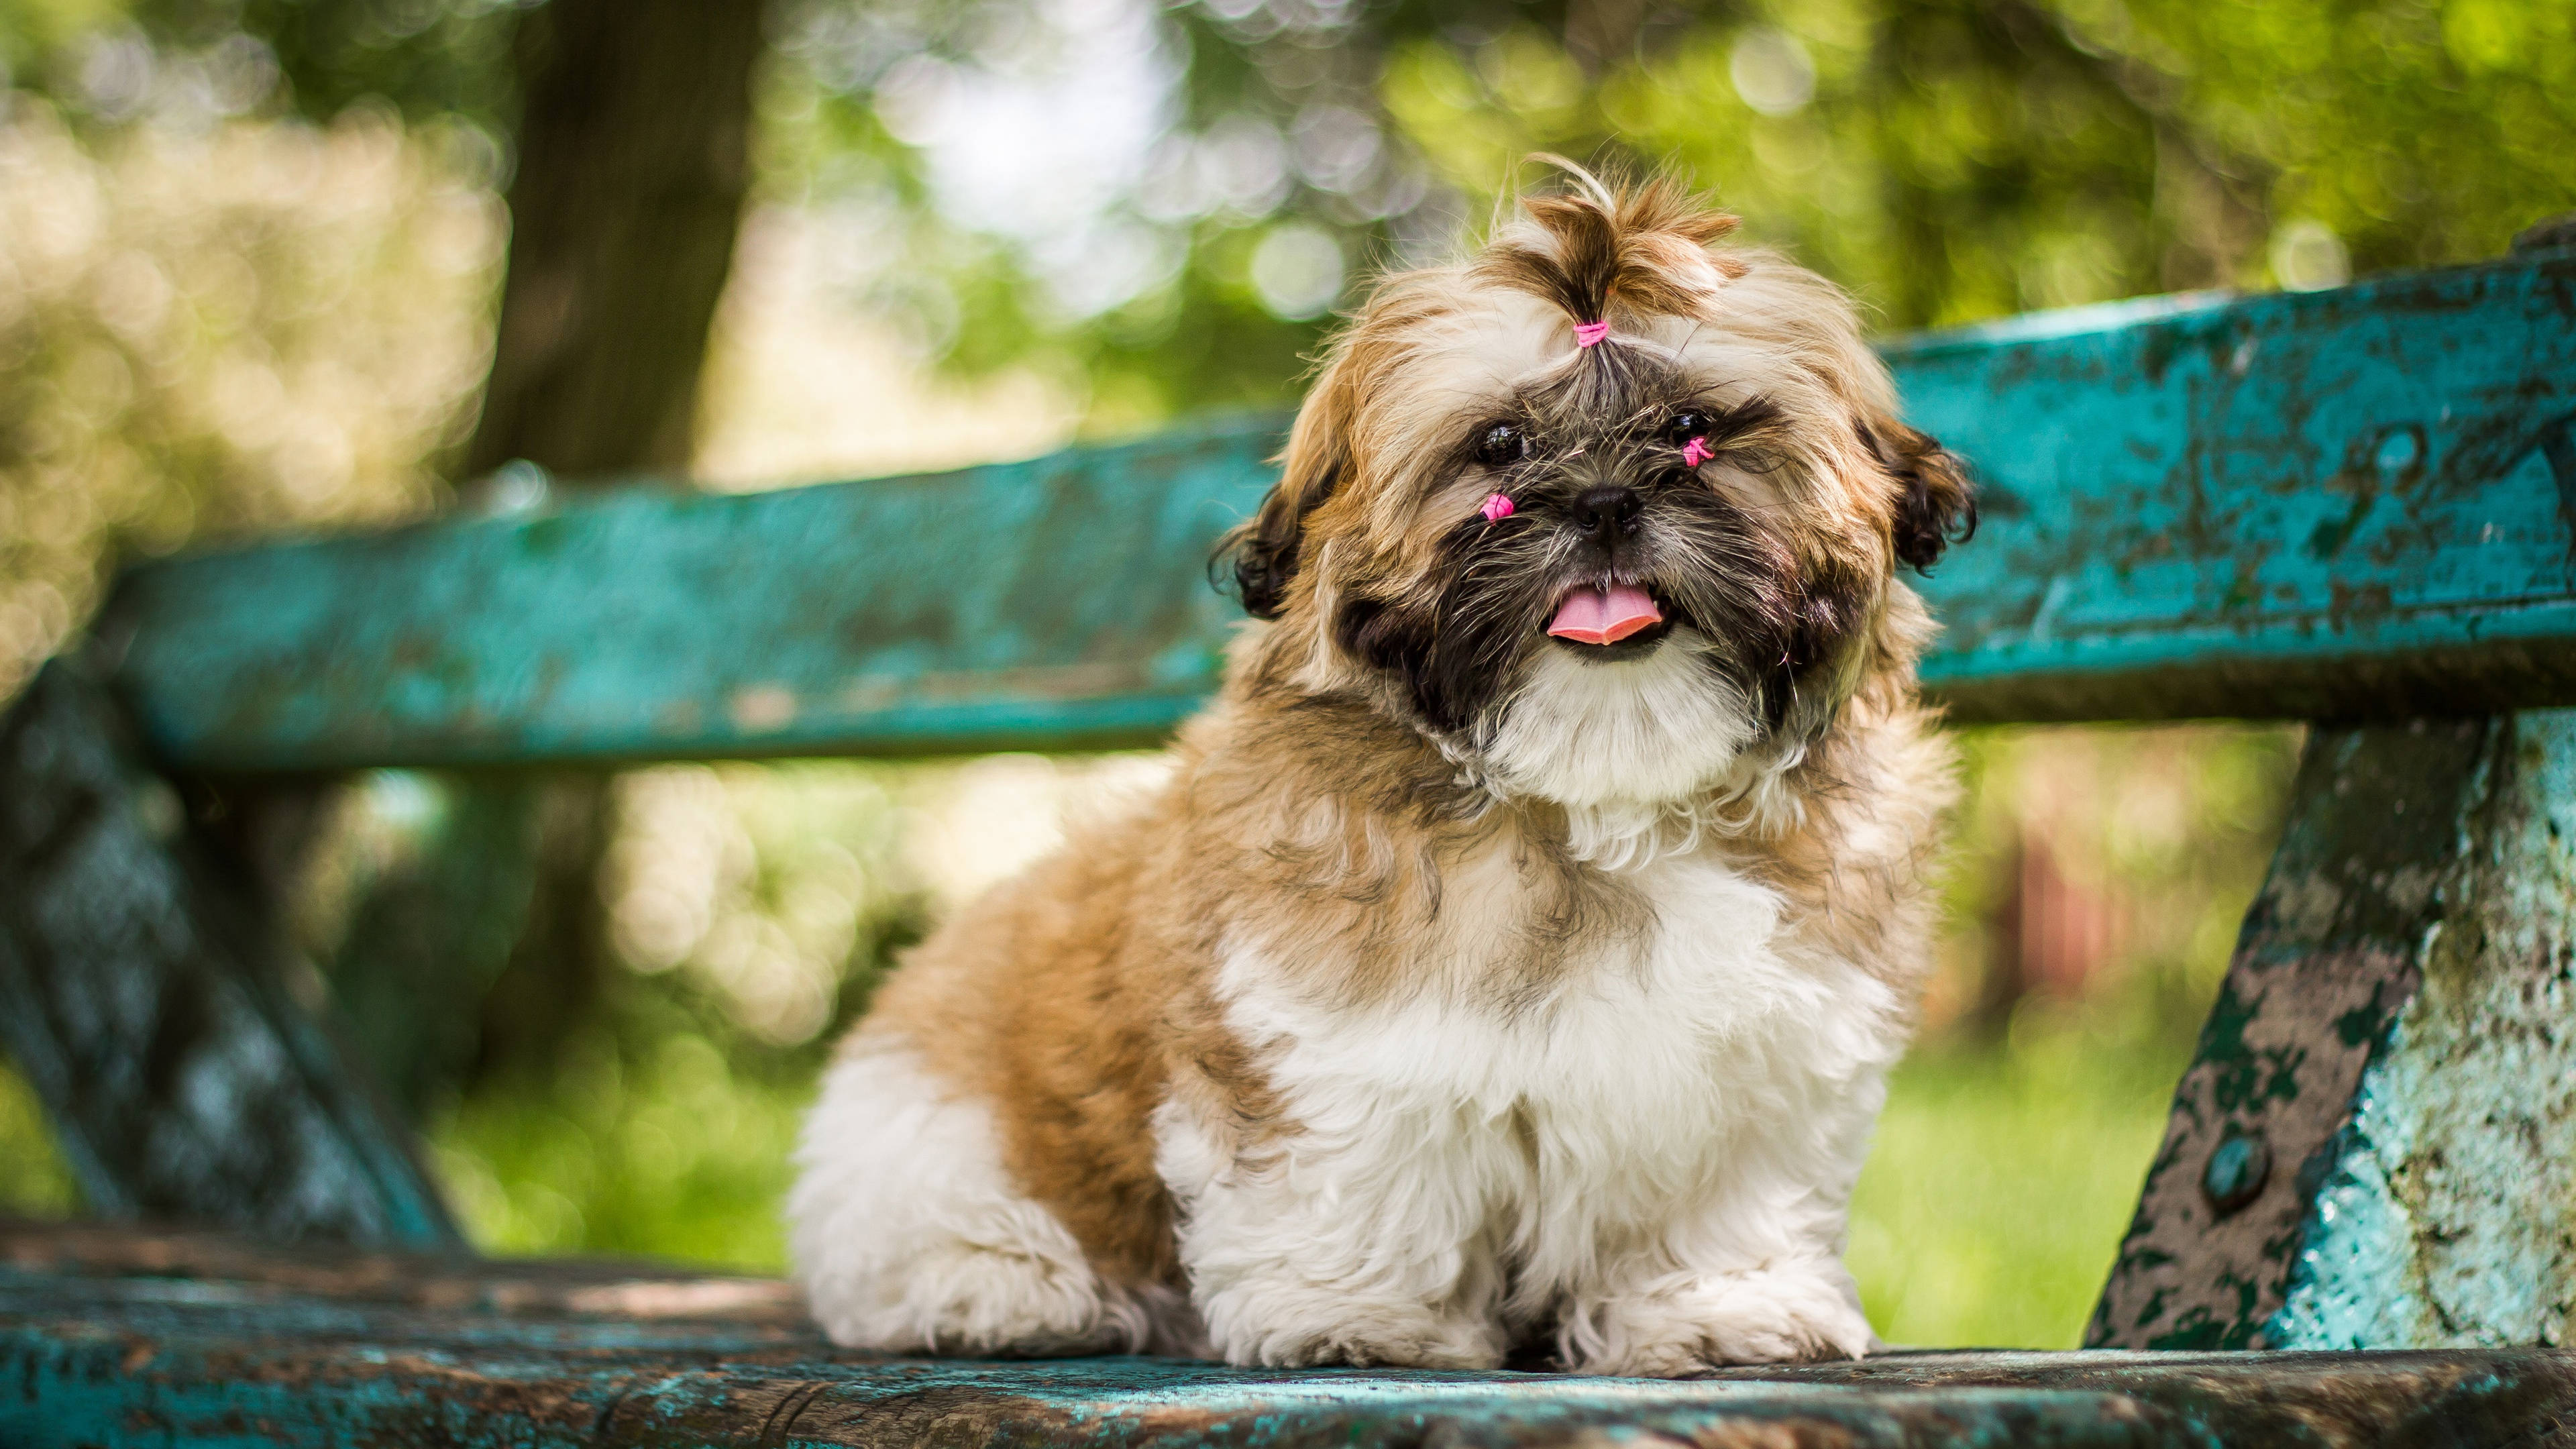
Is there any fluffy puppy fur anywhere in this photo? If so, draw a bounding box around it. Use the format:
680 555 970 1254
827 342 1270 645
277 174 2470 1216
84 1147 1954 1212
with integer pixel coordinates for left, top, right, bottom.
788 168 1974 1376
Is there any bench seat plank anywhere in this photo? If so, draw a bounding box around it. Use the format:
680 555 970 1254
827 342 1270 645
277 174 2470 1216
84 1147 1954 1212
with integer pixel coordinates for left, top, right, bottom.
99 250 2576 773
4 1224 2569 1449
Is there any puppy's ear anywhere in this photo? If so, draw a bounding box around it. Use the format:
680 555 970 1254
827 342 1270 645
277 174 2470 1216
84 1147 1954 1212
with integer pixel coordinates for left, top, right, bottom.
1224 363 1351 620
1862 415 1977 573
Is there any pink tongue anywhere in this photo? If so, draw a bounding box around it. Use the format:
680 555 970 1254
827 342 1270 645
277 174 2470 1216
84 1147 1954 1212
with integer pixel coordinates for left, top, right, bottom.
1548 584 1664 645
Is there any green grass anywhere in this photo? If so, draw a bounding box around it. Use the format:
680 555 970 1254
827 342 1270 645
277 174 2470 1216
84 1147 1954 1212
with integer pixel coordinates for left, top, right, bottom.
0 1062 76 1220
426 1032 806 1269
1849 1012 2192 1349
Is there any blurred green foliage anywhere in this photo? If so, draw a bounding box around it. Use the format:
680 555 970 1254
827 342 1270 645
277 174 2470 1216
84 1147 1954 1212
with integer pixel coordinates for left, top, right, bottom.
1935 722 2304 1031
1849 1012 2188 1348
0 1064 76 1219
1 0 522 125
427 1020 813 1267
0 102 497 696
9 0 2571 426
747 0 2576 423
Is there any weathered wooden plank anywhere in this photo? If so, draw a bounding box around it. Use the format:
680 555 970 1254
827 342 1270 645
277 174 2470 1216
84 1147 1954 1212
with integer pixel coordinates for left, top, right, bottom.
103 421 1280 772
1902 244 2576 723
7 1224 2576 1449
2265 708 2576 1350
0 661 460 1248
97 249 2576 773
0 1221 802 1322
2089 708 2576 1350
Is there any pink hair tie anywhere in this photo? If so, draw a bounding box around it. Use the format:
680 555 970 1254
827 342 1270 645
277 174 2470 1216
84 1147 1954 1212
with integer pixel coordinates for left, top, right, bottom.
1479 492 1515 523
1573 321 1610 348
1681 437 1715 468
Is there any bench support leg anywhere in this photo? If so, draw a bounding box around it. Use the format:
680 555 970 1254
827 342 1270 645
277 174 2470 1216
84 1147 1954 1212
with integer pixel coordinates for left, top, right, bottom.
0 661 462 1248
2091 712 2576 1349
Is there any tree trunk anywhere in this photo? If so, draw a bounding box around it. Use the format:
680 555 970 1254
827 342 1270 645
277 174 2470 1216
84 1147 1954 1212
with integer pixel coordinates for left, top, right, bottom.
330 0 765 1110
467 0 765 480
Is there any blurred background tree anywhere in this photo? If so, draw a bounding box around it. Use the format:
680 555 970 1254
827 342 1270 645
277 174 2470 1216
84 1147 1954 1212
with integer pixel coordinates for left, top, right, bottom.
1 0 2569 1346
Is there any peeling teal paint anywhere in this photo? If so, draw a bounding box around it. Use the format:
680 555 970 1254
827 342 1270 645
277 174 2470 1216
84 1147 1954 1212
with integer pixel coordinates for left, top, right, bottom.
2097 709 2576 1352
2089 720 2498 1349
2266 709 2576 1351
105 417 1285 773
0 663 460 1248
10 1252 2576 1449
1895 252 2576 723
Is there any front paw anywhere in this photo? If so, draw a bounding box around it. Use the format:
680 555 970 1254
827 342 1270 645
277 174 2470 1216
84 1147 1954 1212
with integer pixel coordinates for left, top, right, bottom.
1199 1280 1507 1370
1567 1266 1874 1377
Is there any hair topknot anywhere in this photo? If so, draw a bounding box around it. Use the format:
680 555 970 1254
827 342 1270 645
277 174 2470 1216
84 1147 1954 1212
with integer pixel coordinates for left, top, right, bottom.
1472 159 1748 329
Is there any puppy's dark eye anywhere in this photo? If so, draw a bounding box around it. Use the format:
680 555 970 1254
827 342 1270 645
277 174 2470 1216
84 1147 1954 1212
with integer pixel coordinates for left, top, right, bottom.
1666 411 1711 443
1472 422 1528 467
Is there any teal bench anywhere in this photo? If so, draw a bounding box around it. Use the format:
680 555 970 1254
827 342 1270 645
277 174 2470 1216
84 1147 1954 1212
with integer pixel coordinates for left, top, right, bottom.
3 220 2575 1446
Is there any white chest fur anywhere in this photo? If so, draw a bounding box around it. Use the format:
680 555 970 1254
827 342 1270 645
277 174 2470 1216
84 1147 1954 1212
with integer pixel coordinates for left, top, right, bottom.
1158 841 1901 1371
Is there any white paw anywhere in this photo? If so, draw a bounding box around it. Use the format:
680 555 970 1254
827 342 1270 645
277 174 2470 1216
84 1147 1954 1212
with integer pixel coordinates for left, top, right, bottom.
799 1235 1139 1356
1201 1281 1507 1370
1566 1265 1875 1376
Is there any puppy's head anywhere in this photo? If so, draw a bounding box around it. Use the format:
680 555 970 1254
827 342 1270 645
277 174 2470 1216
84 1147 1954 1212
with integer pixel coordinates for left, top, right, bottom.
1227 167 1971 841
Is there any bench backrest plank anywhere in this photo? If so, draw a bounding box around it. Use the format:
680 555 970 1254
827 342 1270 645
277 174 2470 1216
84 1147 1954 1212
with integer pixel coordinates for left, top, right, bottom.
104 424 1279 773
1902 250 2576 722
101 250 2576 773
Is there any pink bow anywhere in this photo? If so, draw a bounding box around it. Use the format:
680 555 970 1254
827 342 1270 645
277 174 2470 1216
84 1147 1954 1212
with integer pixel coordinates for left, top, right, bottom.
1682 437 1715 468
1480 492 1515 523
1573 321 1610 348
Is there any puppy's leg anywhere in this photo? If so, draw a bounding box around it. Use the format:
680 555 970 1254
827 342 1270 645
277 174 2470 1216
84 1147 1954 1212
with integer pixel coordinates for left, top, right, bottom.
1155 1095 1511 1370
1564 1250 1875 1376
789 1036 1160 1355
1558 1093 1882 1376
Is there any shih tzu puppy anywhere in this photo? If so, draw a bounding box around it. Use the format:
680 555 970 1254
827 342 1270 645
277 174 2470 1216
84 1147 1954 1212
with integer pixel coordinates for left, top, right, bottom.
788 166 1973 1376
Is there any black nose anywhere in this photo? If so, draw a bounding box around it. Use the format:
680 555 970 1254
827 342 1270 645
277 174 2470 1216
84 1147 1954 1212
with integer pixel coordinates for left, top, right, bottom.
1570 485 1642 543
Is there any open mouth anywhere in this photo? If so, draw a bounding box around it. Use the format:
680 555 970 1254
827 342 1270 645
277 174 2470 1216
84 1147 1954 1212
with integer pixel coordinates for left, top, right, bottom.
1547 582 1670 655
